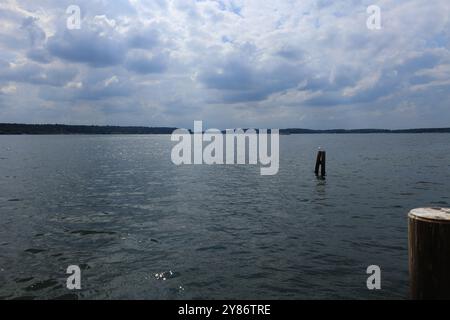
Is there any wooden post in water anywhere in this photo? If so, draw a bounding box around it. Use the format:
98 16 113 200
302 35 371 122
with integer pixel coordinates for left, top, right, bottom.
315 149 326 177
409 208 450 299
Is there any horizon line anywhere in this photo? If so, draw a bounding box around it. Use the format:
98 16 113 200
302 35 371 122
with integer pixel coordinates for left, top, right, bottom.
1 122 450 132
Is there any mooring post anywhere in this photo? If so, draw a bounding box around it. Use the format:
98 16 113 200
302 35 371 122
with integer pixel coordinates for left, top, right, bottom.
315 149 326 177
320 151 326 177
409 208 450 299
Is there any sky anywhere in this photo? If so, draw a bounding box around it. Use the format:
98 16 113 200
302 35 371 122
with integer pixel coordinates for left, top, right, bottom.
0 0 449 129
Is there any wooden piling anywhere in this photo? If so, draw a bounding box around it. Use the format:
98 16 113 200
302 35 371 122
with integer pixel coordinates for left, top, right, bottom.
409 208 450 300
320 151 326 177
315 150 326 177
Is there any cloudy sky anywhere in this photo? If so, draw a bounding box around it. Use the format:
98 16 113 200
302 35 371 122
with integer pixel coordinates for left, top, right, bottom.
0 0 449 129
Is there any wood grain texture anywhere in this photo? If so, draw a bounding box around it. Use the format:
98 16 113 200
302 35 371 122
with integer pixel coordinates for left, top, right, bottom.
409 208 450 300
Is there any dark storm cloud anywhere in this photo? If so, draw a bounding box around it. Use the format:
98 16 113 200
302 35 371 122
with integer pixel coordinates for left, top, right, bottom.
27 48 53 64
1 62 77 86
199 52 311 103
127 27 161 50
304 50 445 107
44 15 166 70
47 30 127 68
125 50 169 74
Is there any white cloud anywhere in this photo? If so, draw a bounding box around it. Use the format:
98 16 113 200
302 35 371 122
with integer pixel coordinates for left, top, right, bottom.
0 84 17 94
0 0 449 128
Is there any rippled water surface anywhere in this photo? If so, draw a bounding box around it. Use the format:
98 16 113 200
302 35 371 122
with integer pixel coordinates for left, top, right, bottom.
1 134 450 300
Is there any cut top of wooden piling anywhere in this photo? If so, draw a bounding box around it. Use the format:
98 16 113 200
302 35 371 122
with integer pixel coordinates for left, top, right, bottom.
409 207 450 223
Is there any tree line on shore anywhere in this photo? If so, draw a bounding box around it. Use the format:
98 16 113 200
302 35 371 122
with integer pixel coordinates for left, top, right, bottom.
1 123 450 135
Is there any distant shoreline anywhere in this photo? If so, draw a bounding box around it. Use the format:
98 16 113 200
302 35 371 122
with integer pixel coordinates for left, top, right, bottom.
1 123 450 135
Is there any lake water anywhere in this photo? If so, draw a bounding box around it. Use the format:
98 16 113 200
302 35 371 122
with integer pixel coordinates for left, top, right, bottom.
1 134 449 300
